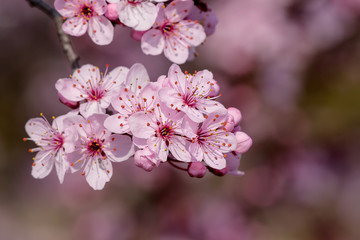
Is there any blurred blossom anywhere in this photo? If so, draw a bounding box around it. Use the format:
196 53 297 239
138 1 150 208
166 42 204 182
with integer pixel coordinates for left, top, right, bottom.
288 148 340 206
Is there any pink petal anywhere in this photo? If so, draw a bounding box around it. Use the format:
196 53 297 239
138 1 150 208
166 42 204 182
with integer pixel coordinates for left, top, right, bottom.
79 101 106 118
178 20 206 46
72 64 101 86
84 158 113 190
141 29 165 56
165 0 194 23
55 78 85 102
182 105 205 123
58 91 79 109
163 37 189 64
91 0 107 15
104 114 130 134
148 136 168 162
126 63 150 95
31 150 54 179
105 134 135 162
86 114 109 136
88 16 114 45
128 112 156 138
25 118 50 143
62 17 88 37
203 147 226 170
168 137 192 162
104 66 129 88
167 64 187 91
188 141 203 162
54 0 78 17
54 149 70 183
197 99 226 116
120 2 157 31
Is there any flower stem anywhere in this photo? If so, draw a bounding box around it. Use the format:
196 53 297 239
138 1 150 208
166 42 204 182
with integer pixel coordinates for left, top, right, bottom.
26 0 80 70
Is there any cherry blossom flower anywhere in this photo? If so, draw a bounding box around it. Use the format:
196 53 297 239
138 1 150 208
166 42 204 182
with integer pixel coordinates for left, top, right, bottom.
184 110 237 170
106 0 165 31
104 63 159 134
128 104 192 162
141 0 206 64
67 113 135 190
159 64 226 123
54 0 114 45
24 112 78 183
55 64 129 118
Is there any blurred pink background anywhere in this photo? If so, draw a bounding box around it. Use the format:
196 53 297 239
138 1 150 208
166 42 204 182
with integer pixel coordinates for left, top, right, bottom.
1 0 360 239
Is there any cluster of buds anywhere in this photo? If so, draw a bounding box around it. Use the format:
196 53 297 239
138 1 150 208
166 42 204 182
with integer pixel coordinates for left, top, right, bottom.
55 0 218 64
25 63 252 190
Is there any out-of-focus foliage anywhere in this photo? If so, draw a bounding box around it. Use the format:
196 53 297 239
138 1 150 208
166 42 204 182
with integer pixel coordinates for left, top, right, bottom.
1 0 360 239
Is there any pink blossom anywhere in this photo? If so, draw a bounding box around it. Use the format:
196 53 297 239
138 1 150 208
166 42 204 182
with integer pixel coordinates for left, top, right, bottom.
141 0 206 64
25 112 78 183
54 0 114 45
128 105 192 162
67 113 135 190
159 64 225 123
227 107 242 126
184 110 237 169
55 64 129 118
107 0 162 31
104 63 159 134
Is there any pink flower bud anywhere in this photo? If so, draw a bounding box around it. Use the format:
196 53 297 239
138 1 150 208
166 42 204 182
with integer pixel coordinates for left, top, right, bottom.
187 162 207 178
208 79 220 97
131 30 147 41
208 165 228 176
104 3 119 21
227 107 242 126
234 131 252 154
224 114 235 132
134 147 160 172
58 92 79 109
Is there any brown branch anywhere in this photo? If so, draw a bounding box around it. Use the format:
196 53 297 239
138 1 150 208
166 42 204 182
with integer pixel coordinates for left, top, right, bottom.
26 0 80 70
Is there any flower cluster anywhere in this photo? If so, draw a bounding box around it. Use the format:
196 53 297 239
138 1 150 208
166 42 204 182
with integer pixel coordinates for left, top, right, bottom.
54 0 218 64
25 63 252 190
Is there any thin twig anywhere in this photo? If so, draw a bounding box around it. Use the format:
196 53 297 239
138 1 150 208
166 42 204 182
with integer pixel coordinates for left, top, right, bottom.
167 158 188 171
26 0 80 70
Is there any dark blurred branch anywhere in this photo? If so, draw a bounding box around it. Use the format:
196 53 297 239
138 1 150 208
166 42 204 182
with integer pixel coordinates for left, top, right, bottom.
26 0 80 70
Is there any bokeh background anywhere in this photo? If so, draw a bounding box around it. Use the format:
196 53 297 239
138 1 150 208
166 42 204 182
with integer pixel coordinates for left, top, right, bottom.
1 0 360 239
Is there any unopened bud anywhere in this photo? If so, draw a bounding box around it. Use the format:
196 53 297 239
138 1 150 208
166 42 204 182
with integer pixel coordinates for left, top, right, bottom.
134 147 160 172
227 107 242 126
187 162 207 178
234 131 252 154
104 3 119 21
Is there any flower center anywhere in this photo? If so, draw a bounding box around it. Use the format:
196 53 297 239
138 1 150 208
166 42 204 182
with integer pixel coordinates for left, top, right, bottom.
156 123 175 141
88 88 104 101
81 6 93 17
87 139 105 157
162 23 176 36
183 92 198 107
